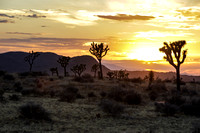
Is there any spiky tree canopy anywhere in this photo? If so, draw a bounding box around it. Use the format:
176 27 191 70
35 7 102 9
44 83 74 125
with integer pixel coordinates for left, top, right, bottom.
159 40 187 69
57 56 70 68
24 51 40 72
89 42 109 61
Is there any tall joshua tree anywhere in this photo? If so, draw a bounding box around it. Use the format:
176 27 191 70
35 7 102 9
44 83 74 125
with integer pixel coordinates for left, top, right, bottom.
57 56 70 77
159 40 187 91
91 64 99 78
24 51 40 72
89 42 109 79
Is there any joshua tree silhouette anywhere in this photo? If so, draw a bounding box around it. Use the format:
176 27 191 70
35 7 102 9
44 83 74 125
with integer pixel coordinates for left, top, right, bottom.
71 64 86 77
159 40 187 91
91 64 99 78
148 70 154 89
89 42 109 79
24 51 40 72
50 67 59 76
57 56 70 77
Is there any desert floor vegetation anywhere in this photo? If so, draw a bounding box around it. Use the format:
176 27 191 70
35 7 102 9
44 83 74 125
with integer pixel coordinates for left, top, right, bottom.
0 73 200 133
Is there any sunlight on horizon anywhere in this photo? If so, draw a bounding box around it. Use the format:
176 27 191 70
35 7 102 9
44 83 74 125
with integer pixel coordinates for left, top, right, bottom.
127 46 164 61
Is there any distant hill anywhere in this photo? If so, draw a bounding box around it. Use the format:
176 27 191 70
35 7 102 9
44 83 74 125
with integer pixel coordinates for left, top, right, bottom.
0 51 110 76
127 71 200 82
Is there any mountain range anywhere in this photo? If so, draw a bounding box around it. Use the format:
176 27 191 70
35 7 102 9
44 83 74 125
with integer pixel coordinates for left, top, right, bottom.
0 51 200 82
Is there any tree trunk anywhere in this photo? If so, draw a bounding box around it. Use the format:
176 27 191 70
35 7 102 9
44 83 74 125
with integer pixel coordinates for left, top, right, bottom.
99 60 103 79
94 71 96 78
176 66 181 91
64 67 66 77
29 64 32 72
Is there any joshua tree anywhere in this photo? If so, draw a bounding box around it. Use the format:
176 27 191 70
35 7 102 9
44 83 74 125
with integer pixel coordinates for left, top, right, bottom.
159 40 187 91
50 67 59 76
148 70 154 88
89 42 109 79
107 71 115 80
24 51 40 72
71 64 86 77
91 64 99 78
57 56 70 77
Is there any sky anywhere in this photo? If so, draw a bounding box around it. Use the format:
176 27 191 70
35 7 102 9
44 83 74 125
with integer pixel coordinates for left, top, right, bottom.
1 0 200 75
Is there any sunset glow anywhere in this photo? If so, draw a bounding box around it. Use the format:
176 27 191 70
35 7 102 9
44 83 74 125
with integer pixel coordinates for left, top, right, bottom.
1 0 200 75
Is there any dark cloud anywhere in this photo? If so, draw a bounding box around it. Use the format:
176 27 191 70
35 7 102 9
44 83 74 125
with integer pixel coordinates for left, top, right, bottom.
0 13 14 18
0 19 14 23
26 14 46 18
6 32 42 35
96 14 155 21
0 37 103 50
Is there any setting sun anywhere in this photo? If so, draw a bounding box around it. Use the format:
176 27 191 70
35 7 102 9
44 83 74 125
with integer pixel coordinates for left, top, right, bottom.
128 47 164 61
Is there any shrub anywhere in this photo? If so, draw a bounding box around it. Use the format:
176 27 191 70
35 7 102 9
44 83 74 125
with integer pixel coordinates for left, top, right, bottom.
59 86 79 102
19 72 48 77
99 99 125 117
88 92 96 98
155 102 179 116
108 87 125 102
13 82 23 92
181 97 200 117
0 70 6 76
19 102 50 121
166 95 186 106
149 91 158 101
82 73 94 82
0 88 5 101
9 94 20 101
124 90 142 105
149 83 167 93
73 73 94 83
21 88 35 96
100 91 107 98
3 74 15 81
130 77 143 83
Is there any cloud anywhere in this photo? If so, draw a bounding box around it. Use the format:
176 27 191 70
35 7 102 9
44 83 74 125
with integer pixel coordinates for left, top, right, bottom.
26 14 46 18
134 31 193 38
0 19 14 23
6 32 43 35
96 14 155 21
0 13 14 18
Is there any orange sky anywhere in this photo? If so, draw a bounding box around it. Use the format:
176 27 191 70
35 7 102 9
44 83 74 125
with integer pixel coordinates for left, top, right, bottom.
0 0 200 75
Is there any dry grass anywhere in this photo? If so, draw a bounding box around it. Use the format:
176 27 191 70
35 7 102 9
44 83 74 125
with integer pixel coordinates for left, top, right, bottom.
0 74 199 133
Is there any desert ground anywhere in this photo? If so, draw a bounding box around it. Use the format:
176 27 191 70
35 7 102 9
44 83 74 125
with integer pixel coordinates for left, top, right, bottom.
0 72 200 133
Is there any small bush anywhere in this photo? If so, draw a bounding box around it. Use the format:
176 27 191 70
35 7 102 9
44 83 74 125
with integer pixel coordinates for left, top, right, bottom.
149 83 167 93
59 86 79 102
19 102 50 121
3 74 15 81
0 88 5 101
130 77 143 83
149 91 158 101
13 82 23 92
19 72 49 77
0 70 6 76
73 74 94 83
181 97 200 117
99 99 125 117
166 95 186 106
108 87 125 102
124 90 142 105
21 88 35 96
155 102 179 116
100 91 107 98
88 92 96 98
9 94 20 101
82 73 94 82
